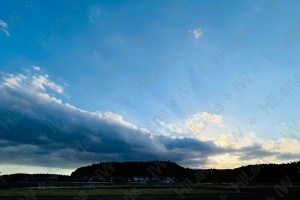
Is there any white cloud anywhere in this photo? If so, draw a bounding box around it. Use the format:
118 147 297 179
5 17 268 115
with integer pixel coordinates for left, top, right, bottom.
104 111 138 130
157 112 224 139
1 73 26 88
200 112 222 124
31 74 64 94
184 112 223 131
1 70 64 94
32 66 41 71
167 123 183 133
189 28 202 39
0 20 7 28
0 20 10 37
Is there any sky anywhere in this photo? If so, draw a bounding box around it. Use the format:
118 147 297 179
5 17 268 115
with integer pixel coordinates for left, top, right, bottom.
0 0 300 175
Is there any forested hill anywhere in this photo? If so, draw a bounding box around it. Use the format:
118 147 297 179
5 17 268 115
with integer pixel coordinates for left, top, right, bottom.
1 161 300 184
71 160 300 183
71 160 191 180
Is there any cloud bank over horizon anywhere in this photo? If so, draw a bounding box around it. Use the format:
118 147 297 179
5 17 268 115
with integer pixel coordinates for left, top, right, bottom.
1 69 299 175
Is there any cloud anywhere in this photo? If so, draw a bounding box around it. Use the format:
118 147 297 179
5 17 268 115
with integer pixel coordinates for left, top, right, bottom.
1 72 64 94
187 112 223 125
0 28 10 36
160 112 224 138
189 28 202 39
0 20 10 36
32 74 64 93
0 70 299 173
0 70 231 171
167 123 183 133
181 112 223 136
89 15 94 23
0 20 8 28
158 111 300 168
32 66 41 71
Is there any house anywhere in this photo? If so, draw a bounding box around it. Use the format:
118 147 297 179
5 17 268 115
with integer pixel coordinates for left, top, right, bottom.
160 177 175 183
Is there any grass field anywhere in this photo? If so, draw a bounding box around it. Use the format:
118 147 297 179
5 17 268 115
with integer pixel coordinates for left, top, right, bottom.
1 186 300 200
0 188 238 197
1 184 300 199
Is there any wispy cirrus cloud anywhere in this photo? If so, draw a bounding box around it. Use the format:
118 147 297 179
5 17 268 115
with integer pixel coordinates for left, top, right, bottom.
88 15 94 23
0 20 10 36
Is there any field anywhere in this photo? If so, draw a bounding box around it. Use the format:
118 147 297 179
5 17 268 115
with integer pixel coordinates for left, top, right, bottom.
0 187 236 196
0 185 300 200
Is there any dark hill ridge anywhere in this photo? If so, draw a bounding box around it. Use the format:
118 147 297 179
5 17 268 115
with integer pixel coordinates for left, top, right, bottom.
70 160 300 183
1 161 300 185
71 160 192 181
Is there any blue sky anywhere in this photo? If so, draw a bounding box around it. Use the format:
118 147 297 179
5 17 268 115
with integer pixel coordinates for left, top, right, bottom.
0 0 300 175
